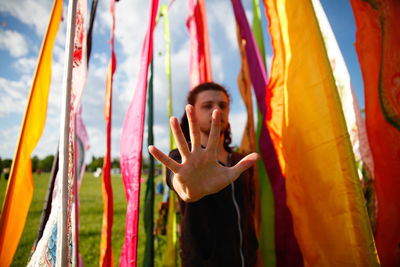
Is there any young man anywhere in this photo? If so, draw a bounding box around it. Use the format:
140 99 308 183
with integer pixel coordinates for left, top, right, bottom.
149 82 260 266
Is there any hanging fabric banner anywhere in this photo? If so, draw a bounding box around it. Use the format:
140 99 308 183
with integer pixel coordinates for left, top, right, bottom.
251 0 266 67
311 0 377 231
100 0 117 266
28 0 88 265
87 0 99 65
76 106 89 194
260 0 379 265
232 1 303 266
236 25 257 157
74 104 88 267
235 23 259 231
72 0 95 264
157 4 179 266
249 1 276 266
71 0 88 265
350 0 400 265
30 147 59 260
63 0 88 265
186 0 212 89
143 59 155 267
0 0 62 265
119 0 159 265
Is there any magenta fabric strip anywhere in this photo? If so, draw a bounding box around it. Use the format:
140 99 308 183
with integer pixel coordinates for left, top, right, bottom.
231 0 303 266
119 0 159 266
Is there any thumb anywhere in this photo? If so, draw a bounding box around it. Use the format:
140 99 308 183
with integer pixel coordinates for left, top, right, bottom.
230 153 260 181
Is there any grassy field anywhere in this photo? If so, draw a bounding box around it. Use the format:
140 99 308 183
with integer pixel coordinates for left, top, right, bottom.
0 172 167 266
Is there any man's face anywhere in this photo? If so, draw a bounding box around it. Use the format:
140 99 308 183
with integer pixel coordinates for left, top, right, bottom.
193 90 229 136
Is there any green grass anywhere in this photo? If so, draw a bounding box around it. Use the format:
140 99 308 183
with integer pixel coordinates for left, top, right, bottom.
0 172 167 266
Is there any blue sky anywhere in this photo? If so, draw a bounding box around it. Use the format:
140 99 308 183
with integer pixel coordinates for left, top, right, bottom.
0 0 364 162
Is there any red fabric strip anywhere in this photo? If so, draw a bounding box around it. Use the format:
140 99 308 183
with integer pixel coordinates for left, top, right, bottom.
187 0 212 89
100 0 117 265
350 0 400 265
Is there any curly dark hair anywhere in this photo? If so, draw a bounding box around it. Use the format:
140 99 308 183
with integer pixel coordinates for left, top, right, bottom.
180 82 232 152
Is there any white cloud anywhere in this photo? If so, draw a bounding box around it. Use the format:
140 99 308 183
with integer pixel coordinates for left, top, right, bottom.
207 1 237 51
13 56 36 73
33 113 60 158
229 111 247 147
0 28 29 57
0 0 53 36
85 125 106 159
0 125 21 158
0 75 31 117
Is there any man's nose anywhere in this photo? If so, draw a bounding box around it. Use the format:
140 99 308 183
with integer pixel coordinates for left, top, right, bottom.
213 105 222 112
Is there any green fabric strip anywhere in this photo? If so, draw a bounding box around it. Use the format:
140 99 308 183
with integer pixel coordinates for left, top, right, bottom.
143 58 155 267
251 0 276 266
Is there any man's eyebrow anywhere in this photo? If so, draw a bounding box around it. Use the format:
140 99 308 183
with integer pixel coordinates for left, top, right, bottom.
200 100 228 104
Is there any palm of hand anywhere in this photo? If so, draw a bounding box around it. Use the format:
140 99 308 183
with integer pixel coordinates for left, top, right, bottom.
172 149 232 202
149 105 259 202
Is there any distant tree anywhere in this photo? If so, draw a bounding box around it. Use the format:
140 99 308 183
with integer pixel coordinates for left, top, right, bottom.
39 155 55 172
2 159 12 169
2 159 12 180
111 158 120 169
31 155 39 172
87 156 104 172
0 157 2 178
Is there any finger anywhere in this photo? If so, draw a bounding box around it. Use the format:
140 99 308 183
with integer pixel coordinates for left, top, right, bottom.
170 116 190 159
148 145 180 173
207 109 221 151
186 104 200 151
229 153 260 182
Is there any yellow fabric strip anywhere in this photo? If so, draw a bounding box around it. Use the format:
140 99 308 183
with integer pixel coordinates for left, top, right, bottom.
0 0 62 265
264 0 379 265
158 4 179 266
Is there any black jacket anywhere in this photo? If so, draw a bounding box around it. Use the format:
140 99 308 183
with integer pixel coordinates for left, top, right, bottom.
166 149 259 267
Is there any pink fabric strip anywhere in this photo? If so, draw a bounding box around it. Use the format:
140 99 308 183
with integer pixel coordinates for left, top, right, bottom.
119 0 159 266
187 0 200 89
231 0 303 266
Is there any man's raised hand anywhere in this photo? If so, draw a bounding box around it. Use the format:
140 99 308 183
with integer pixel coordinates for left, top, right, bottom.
148 104 259 202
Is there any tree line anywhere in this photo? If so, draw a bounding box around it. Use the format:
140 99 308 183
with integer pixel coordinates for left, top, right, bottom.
0 155 156 176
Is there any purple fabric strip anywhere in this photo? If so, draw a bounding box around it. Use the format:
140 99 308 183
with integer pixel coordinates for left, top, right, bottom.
231 0 303 266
